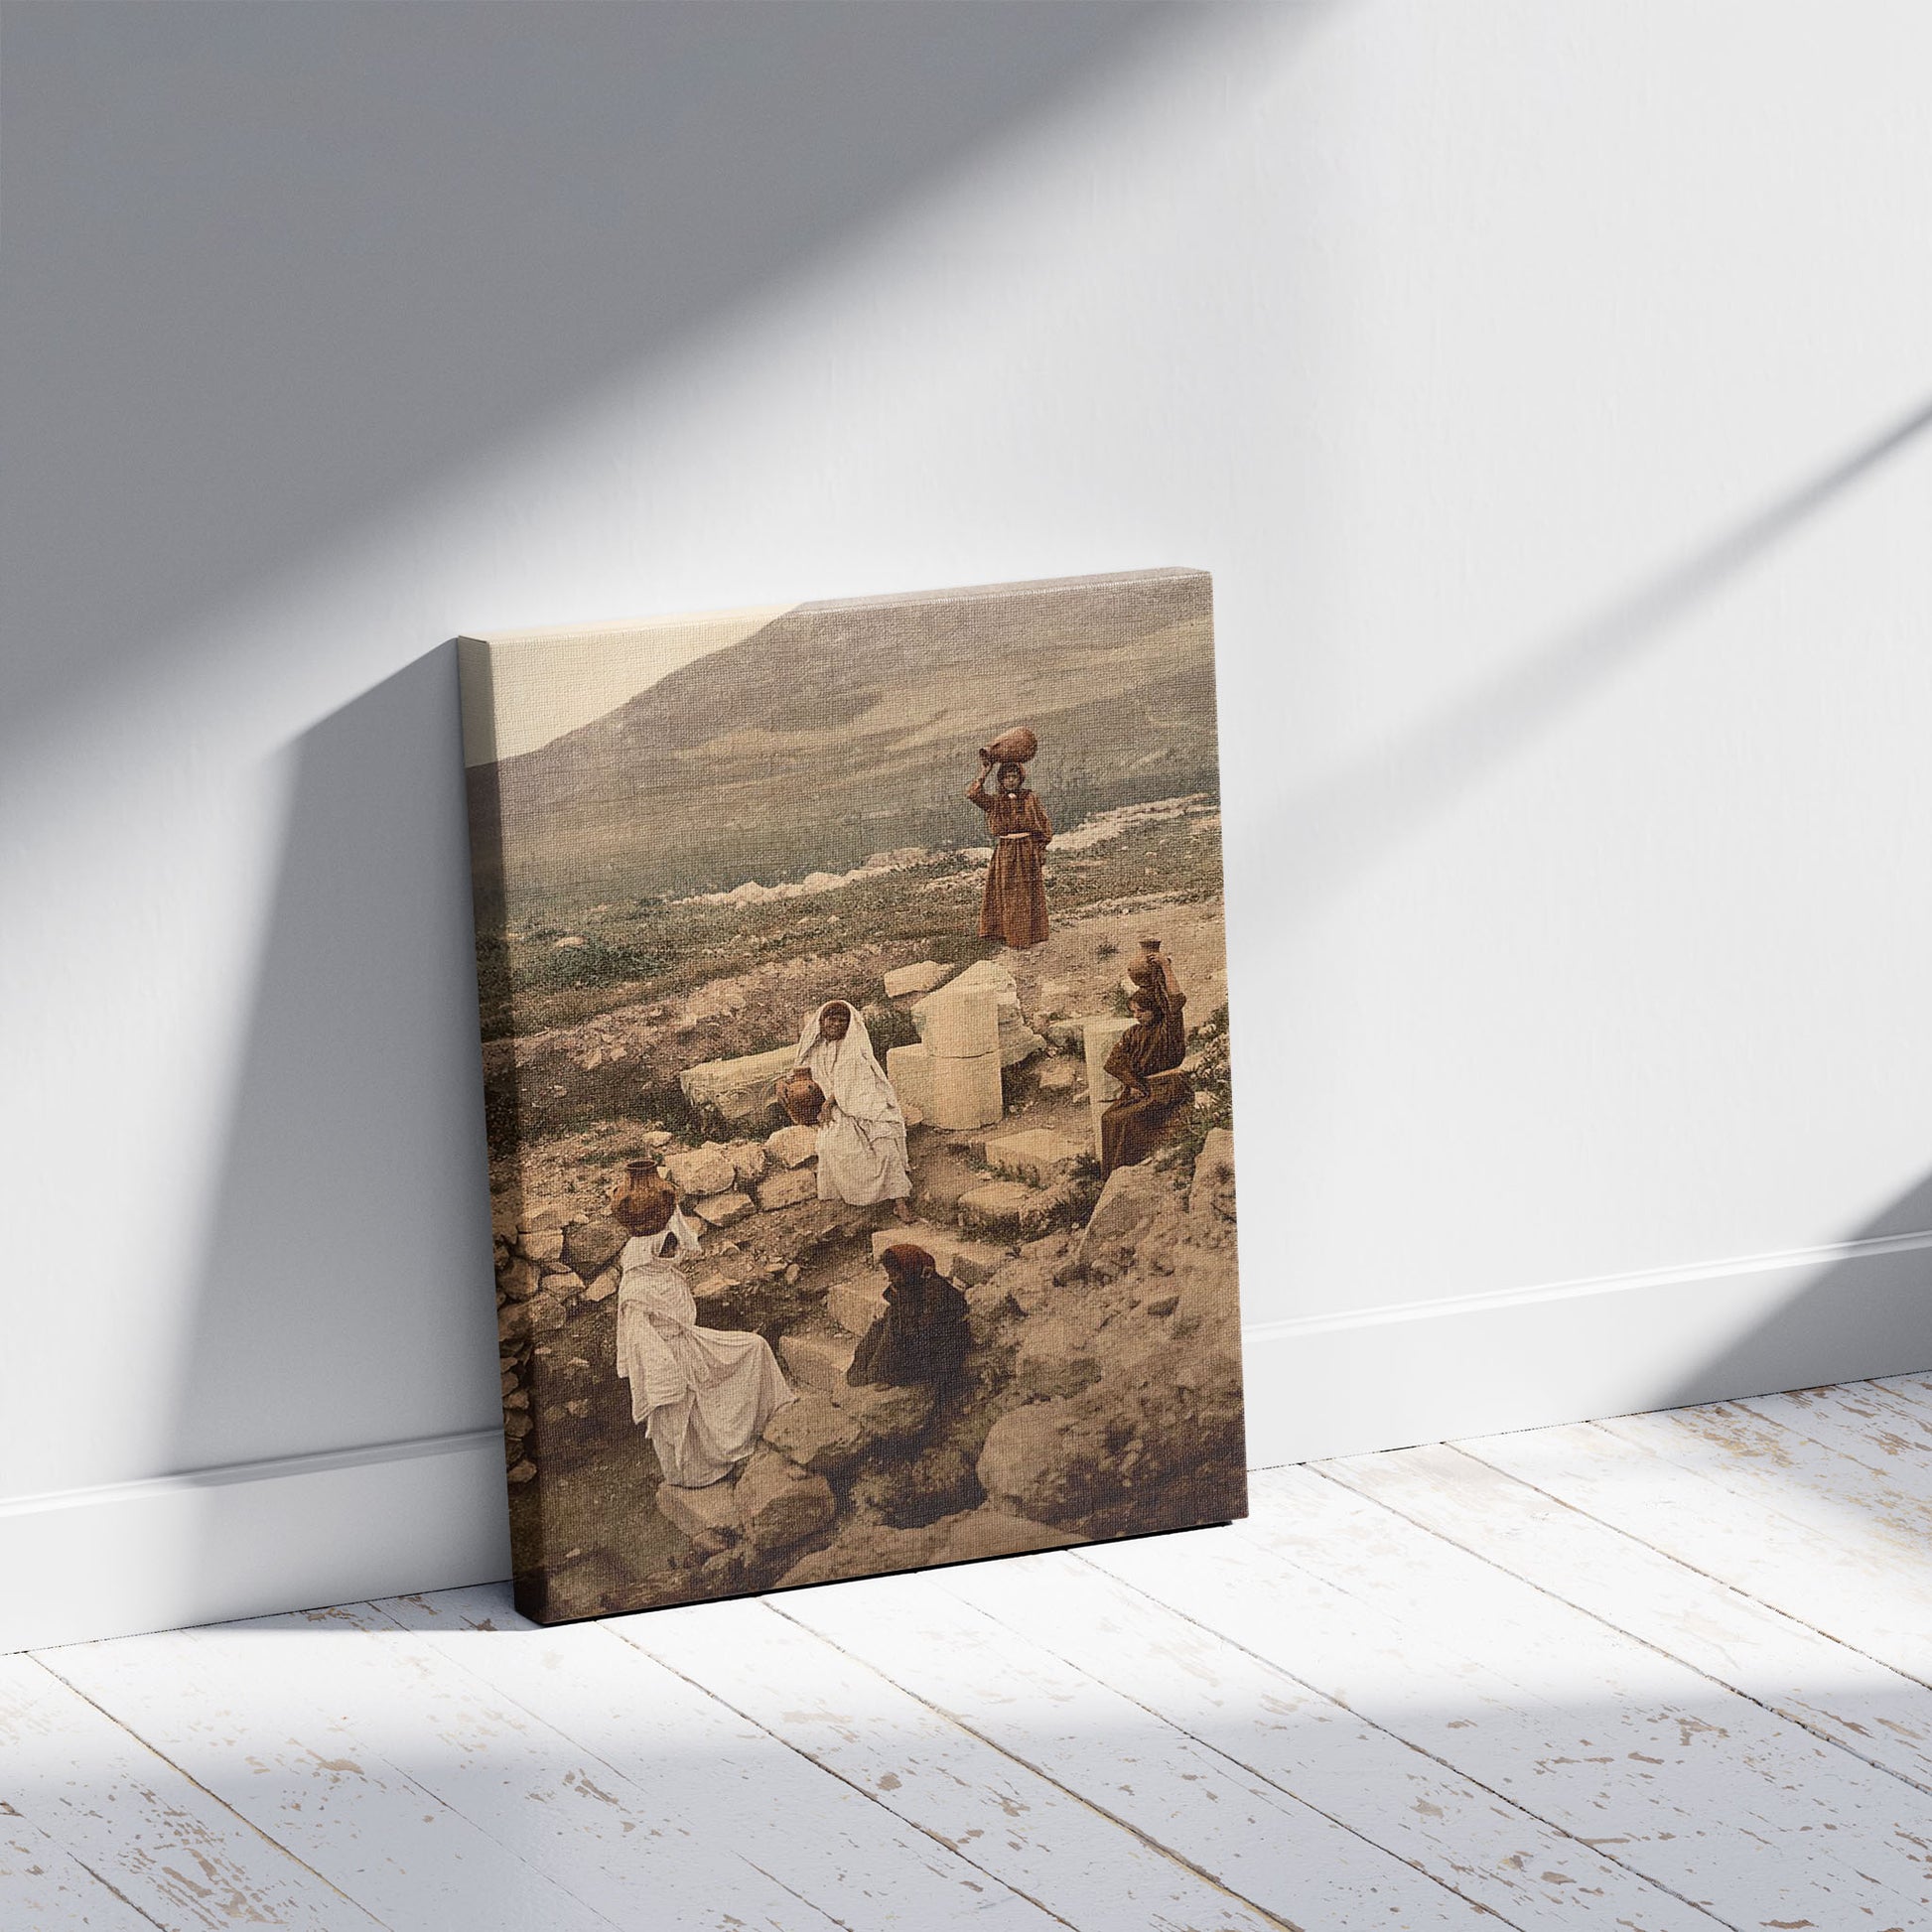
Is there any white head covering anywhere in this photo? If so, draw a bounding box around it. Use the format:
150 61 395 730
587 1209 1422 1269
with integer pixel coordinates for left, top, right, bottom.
793 1001 904 1126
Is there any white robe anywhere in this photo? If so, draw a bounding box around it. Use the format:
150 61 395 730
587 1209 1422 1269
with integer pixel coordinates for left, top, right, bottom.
615 1212 793 1488
793 1005 911 1207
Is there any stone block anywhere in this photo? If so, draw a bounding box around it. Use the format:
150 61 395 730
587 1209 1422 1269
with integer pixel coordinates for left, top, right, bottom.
693 1190 754 1227
1035 1056 1080 1093
886 1043 934 1115
656 1475 742 1552
1081 1015 1135 1156
985 1128 1086 1188
665 1143 738 1197
678 1043 797 1130
916 984 1000 1060
828 1278 888 1336
927 1050 1003 1130
758 1168 819 1212
957 1179 1048 1236
884 960 954 998
734 1448 836 1553
915 960 1046 1066
763 1123 819 1169
779 1330 857 1393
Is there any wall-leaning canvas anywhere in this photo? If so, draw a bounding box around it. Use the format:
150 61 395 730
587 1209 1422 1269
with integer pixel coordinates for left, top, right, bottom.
458 568 1245 1621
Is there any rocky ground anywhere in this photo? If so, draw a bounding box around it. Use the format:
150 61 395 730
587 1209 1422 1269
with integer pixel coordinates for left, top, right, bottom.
488 854 1242 1621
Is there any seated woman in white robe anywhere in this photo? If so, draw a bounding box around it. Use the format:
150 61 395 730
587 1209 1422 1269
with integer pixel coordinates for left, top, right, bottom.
614 1194 792 1489
789 1001 915 1222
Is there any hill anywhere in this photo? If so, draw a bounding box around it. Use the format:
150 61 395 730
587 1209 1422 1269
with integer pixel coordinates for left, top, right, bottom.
468 569 1217 918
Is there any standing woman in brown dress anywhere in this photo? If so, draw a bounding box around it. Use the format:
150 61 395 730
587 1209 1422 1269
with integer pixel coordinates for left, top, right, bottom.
966 754 1052 947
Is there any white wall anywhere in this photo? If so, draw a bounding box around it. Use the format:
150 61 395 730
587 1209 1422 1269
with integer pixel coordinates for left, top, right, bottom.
5 0 1931 1649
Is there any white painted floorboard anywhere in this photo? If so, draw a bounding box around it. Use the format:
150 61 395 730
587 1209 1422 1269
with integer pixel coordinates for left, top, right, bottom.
11 1379 1932 1932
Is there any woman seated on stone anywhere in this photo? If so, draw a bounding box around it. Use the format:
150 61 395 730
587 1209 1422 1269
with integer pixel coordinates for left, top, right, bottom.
1099 989 1193 1176
788 1000 915 1223
848 1243 971 1391
614 1180 792 1489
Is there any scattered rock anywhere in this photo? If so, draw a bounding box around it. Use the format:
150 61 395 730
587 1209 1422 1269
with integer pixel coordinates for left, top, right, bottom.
1035 1057 1080 1093
518 1198 569 1233
665 1144 738 1197
1013 1318 1102 1400
763 1124 819 1169
1070 1161 1176 1279
734 1449 837 1552
757 1168 819 1212
526 1293 568 1335
496 1257 541 1303
541 1269 587 1304
515 1225 566 1263
1144 1291 1179 1318
693 1190 755 1227
884 960 954 998
726 1141 768 1185
563 1214 628 1280
583 1268 619 1304
506 1459 537 1484
976 1399 1104 1523
934 1506 1080 1564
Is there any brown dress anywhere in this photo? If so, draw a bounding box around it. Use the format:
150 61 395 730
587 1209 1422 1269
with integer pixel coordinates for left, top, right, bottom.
1100 1018 1192 1175
967 774 1052 947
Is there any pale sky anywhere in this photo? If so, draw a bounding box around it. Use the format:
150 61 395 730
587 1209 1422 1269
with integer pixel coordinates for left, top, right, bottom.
458 603 796 764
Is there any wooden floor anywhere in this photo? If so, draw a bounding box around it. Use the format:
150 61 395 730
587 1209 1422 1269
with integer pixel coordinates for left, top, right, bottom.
10 1377 1932 1931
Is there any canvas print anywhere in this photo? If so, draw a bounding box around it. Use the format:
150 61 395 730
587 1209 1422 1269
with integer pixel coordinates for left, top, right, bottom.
459 568 1245 1622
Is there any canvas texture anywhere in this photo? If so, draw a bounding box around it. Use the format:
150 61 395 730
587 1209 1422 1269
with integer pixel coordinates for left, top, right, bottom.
458 568 1246 1622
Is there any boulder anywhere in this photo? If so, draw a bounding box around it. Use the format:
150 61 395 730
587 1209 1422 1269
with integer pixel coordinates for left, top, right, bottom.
734 1449 837 1552
763 1124 819 1170
540 1269 587 1305
762 1395 870 1474
726 1141 767 1185
1189 1127 1236 1222
1012 1317 1102 1401
757 1168 818 1212
518 1198 570 1233
884 960 954 999
1035 1057 1080 1093
679 1044 796 1131
656 1475 742 1552
693 1189 755 1227
582 1268 619 1305
828 1278 888 1336
1073 1151 1174 1275
827 1376 934 1444
779 1331 857 1393
665 1143 738 1198
976 1399 1109 1524
915 982 1000 1059
562 1214 627 1280
777 1518 947 1590
984 1128 1085 1188
526 1292 568 1335
515 1226 565 1263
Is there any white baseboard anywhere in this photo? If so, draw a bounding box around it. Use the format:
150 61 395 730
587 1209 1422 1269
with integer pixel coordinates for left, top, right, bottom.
8 1230 1930 1653
1242 1227 1932 1465
0 1431 509 1655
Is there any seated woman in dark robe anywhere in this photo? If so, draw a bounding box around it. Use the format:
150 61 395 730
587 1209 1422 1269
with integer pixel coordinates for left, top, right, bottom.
1100 991 1193 1176
1127 939 1187 1073
848 1244 971 1390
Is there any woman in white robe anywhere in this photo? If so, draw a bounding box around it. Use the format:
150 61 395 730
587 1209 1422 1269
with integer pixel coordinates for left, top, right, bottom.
615 1204 793 1488
790 1001 914 1218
